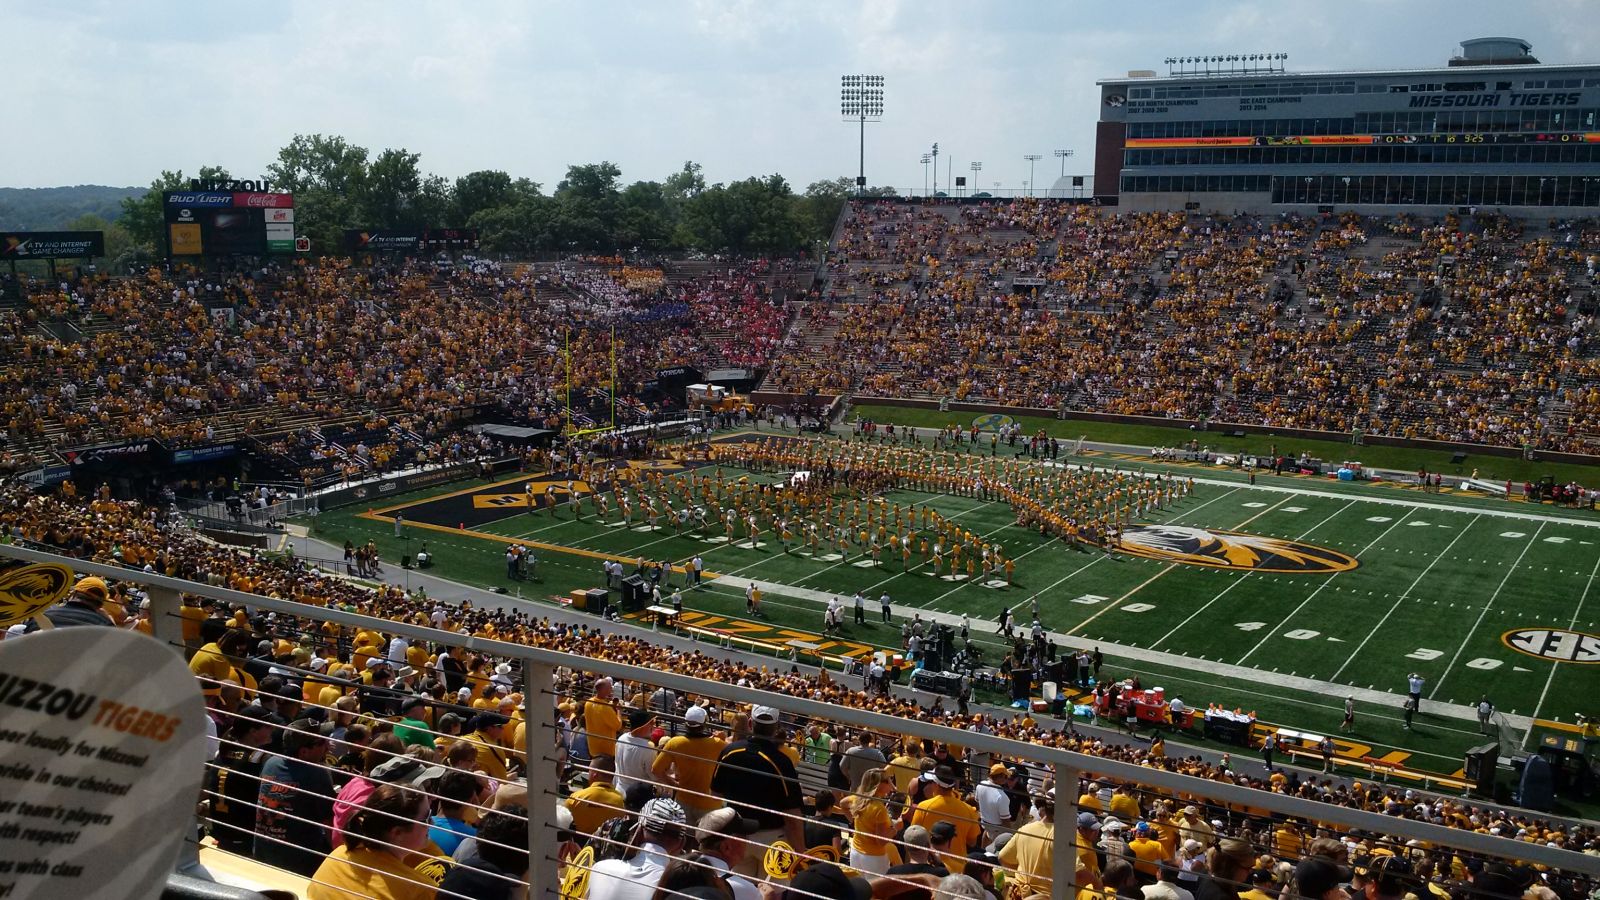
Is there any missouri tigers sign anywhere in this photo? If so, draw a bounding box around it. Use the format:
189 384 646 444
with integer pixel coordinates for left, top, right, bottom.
1116 524 1358 573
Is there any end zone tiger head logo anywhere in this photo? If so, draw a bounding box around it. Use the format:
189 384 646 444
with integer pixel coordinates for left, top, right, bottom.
1117 524 1357 574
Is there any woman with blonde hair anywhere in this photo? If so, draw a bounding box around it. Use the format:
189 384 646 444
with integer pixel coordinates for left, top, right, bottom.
843 767 895 875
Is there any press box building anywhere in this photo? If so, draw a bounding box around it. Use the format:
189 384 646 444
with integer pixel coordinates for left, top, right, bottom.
1094 38 1600 214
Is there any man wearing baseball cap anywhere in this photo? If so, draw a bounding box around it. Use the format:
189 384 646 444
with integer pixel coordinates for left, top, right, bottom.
652 704 726 823
697 807 762 900
975 762 1016 838
614 707 658 795
910 764 983 874
587 796 688 900
29 576 113 629
711 704 805 876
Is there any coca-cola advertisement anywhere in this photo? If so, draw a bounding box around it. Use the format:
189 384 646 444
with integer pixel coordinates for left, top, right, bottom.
232 192 294 208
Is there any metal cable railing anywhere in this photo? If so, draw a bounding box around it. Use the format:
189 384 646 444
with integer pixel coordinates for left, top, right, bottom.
3 541 1597 900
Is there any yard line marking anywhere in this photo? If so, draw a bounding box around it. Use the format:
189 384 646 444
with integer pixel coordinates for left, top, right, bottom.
1430 521 1547 700
1329 514 1482 681
1067 492 1294 636
1042 460 1600 529
1234 509 1415 666
1152 499 1357 649
1523 544 1600 747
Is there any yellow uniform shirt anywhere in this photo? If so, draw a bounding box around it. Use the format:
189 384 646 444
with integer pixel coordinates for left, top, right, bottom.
850 798 892 856
911 793 983 874
566 782 626 836
307 845 437 900
585 699 623 759
651 734 726 812
998 819 1056 895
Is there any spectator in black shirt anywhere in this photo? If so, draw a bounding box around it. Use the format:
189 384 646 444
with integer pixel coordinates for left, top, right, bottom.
25 576 114 630
804 789 851 854
711 704 805 875
1194 837 1256 900
206 704 280 854
254 720 336 876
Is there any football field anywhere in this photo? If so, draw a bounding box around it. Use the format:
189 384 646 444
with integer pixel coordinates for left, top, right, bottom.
309 434 1600 780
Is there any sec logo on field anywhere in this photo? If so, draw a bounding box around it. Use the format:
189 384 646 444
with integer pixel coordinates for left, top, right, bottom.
1502 628 1600 664
971 414 1015 433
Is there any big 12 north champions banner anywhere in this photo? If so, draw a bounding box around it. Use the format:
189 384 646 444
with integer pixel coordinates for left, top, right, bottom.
1 231 106 260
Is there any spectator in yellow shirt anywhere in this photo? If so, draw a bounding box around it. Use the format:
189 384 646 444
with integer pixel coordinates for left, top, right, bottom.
650 705 725 821
584 677 623 759
1129 821 1167 880
465 714 512 780
566 756 625 836
189 629 252 695
910 765 983 874
999 794 1057 895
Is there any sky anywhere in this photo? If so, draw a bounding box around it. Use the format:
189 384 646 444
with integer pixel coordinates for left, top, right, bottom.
6 0 1600 193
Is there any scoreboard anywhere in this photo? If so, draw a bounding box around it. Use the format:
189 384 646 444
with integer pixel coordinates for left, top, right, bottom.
163 191 296 257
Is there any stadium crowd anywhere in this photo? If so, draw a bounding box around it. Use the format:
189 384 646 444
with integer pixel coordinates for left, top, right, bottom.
2 480 1596 900
770 201 1600 454
9 202 1600 474
0 256 790 470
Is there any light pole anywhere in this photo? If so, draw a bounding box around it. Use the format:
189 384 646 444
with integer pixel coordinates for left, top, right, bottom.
1054 149 1074 178
921 153 932 197
931 142 939 196
840 75 885 196
970 162 982 197
1023 155 1042 197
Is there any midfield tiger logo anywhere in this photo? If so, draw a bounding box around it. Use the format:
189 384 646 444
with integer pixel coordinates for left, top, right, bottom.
1116 524 1358 573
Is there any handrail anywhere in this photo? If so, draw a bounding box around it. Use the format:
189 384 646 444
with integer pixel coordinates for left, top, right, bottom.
3 541 1597 879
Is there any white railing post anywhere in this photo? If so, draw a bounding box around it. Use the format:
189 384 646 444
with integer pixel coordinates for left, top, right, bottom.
1052 762 1079 900
524 660 560 899
146 584 186 656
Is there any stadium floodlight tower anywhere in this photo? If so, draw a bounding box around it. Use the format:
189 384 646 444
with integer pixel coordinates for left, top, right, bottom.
969 161 983 197
1023 154 1043 196
840 74 885 196
1054 149 1074 177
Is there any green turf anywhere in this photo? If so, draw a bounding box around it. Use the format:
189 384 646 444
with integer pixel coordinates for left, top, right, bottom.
850 401 1600 486
302 454 1600 788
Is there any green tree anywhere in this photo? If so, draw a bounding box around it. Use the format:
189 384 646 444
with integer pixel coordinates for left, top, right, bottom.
615 181 673 251
470 194 556 255
360 148 423 228
554 162 623 252
451 170 514 224
117 166 230 256
267 134 369 255
405 174 453 230
64 213 136 270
